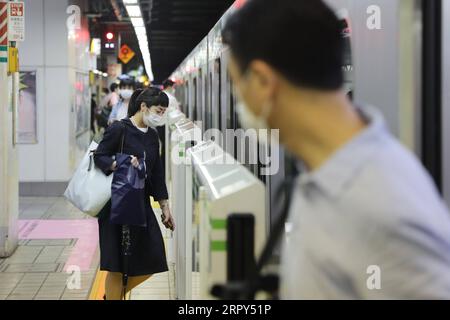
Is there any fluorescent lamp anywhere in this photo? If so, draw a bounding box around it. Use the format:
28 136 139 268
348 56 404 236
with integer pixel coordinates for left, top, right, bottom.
126 5 142 17
139 40 148 47
135 26 146 37
122 0 154 81
131 17 144 27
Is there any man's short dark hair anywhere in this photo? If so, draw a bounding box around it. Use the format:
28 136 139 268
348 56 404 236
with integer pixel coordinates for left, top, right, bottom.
110 83 118 92
222 0 344 90
120 77 135 89
163 79 175 89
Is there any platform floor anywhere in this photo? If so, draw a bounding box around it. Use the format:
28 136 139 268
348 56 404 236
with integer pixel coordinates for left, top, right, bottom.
0 197 175 300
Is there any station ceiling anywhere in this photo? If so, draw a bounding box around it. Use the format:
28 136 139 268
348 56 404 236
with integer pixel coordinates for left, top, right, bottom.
88 0 235 84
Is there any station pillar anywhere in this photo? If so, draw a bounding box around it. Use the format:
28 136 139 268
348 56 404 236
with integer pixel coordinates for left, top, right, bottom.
0 0 19 257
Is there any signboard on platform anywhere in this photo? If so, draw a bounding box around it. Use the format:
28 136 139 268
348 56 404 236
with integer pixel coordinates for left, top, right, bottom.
119 44 135 64
8 2 25 42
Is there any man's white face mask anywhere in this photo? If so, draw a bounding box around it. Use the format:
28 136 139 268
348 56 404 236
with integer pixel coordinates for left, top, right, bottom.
236 101 271 131
237 101 275 146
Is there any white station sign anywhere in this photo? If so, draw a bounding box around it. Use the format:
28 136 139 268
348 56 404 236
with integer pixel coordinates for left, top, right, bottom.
8 2 24 42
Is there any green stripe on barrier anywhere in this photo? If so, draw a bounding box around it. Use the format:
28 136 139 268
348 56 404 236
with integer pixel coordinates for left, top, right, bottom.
211 240 227 252
0 46 7 52
0 57 7 63
211 219 227 230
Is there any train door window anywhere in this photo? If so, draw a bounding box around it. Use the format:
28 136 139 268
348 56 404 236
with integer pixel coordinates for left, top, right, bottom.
213 58 221 131
227 72 236 130
201 69 206 131
192 78 197 121
206 72 212 131
196 69 203 123
184 81 189 115
181 81 189 114
217 59 222 131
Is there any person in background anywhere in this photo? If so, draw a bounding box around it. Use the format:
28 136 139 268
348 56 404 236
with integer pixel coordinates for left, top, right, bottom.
156 79 180 180
222 0 450 299
108 83 120 110
162 79 175 95
99 87 111 110
90 93 98 136
97 84 118 130
163 79 181 111
109 77 135 124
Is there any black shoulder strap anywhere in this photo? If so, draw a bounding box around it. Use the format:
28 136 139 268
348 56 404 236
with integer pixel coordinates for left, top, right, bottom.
119 120 126 154
245 170 299 299
256 174 297 272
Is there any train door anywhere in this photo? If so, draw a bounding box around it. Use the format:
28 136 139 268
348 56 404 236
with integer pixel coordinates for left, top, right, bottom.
442 0 450 205
326 0 422 150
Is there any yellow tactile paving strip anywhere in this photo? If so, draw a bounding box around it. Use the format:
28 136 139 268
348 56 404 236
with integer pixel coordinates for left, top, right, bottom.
88 270 107 300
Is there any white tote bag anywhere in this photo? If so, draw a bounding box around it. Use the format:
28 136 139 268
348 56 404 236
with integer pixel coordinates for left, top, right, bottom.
64 141 113 217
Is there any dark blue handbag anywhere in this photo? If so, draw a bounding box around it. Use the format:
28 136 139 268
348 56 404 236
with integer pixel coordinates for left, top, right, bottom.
110 128 148 227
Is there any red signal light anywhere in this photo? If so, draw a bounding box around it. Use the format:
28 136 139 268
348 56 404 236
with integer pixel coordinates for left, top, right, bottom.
106 32 114 40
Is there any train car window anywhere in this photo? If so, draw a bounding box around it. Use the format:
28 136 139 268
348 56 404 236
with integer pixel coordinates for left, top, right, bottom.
232 82 239 129
177 84 183 108
208 73 213 131
192 78 197 121
196 69 203 123
227 72 235 130
184 81 189 115
214 58 222 132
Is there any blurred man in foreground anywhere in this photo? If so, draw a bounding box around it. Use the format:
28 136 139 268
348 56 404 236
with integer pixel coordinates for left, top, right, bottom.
223 0 450 299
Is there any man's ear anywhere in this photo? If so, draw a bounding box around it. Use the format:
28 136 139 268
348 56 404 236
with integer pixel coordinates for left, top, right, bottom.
251 61 278 86
248 60 279 98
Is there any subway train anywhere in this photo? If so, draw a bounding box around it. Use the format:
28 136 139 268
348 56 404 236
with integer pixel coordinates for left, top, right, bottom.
165 0 450 299
169 0 450 208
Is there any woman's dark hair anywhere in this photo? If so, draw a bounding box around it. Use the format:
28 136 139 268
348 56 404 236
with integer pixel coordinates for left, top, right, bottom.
128 89 144 117
222 0 344 90
128 87 169 117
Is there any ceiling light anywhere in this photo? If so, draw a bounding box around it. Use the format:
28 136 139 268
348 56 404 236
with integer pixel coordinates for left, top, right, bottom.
126 5 142 17
123 0 138 4
135 26 146 37
131 17 144 27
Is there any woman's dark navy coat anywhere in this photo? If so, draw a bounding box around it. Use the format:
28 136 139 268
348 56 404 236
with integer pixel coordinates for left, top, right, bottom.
94 118 169 276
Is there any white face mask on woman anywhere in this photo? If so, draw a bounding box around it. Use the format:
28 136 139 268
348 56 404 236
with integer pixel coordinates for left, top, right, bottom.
120 89 133 100
143 111 165 127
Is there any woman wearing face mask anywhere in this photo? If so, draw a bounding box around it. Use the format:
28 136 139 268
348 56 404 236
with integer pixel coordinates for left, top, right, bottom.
94 87 175 300
108 78 135 125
